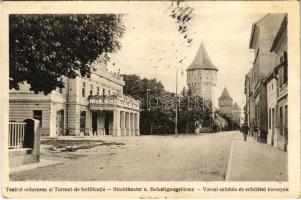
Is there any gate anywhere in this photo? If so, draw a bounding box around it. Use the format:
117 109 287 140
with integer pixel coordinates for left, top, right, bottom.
8 122 26 149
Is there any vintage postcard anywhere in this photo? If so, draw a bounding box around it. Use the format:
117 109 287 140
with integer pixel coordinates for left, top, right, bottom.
1 1 300 198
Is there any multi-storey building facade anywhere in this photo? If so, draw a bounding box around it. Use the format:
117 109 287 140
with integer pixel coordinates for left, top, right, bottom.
263 15 288 151
187 43 218 107
247 14 285 141
263 72 278 147
9 60 140 137
244 70 256 135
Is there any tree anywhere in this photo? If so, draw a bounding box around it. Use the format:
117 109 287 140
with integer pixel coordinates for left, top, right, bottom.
9 14 125 94
177 87 212 133
122 74 174 135
122 75 213 135
215 110 234 131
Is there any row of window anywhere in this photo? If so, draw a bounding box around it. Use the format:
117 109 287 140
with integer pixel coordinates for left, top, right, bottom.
31 110 93 130
187 71 213 75
188 76 212 81
219 99 233 103
189 82 213 87
81 82 118 97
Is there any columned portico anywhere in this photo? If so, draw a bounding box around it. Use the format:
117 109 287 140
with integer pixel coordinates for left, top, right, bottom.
9 55 141 138
88 95 140 137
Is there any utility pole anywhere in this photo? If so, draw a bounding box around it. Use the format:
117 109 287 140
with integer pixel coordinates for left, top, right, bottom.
202 89 205 112
175 65 178 137
211 87 215 132
147 89 152 134
66 79 71 136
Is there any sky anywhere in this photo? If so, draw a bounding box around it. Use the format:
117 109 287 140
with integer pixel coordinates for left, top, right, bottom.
107 3 266 109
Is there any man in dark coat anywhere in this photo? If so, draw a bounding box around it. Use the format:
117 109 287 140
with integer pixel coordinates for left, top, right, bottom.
242 123 249 141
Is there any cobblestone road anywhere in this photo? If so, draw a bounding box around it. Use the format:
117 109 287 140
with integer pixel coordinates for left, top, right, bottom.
10 132 238 181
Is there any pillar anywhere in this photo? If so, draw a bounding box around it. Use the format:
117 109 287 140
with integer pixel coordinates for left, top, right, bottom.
85 110 92 136
49 107 57 137
131 113 135 136
97 111 105 135
126 112 131 136
120 111 126 136
135 113 140 136
68 104 80 135
112 110 121 136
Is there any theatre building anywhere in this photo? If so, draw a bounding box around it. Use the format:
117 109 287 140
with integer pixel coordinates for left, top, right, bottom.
9 61 140 137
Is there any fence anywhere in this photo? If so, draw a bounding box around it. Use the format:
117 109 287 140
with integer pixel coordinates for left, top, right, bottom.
9 122 26 149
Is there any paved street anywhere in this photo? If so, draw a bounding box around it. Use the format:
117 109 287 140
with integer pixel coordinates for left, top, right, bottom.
10 131 288 181
10 132 237 181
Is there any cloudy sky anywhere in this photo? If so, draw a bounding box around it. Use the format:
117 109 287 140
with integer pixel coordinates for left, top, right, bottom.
107 3 266 109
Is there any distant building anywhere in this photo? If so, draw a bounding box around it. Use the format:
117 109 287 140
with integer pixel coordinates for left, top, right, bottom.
187 42 218 108
244 70 256 135
9 59 140 137
263 15 288 151
218 87 233 118
217 87 242 128
232 102 242 125
214 113 229 131
246 14 285 141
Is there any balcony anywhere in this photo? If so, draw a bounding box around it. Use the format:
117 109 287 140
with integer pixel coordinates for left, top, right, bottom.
94 66 125 86
89 95 140 111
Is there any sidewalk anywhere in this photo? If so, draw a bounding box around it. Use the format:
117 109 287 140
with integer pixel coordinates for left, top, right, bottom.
226 133 288 181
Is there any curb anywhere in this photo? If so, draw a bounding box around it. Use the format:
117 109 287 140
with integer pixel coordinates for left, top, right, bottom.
225 139 235 181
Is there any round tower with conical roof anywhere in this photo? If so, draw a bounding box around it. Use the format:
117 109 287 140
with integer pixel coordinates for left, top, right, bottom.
186 42 218 105
218 87 233 118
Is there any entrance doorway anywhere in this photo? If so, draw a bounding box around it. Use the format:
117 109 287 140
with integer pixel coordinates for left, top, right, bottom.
92 111 98 134
56 110 64 136
104 111 113 135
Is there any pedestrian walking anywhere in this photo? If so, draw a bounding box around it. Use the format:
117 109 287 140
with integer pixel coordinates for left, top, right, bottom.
242 123 249 141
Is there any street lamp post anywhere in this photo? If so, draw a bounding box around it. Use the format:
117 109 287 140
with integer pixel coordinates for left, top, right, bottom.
146 88 152 134
175 65 178 137
147 88 151 111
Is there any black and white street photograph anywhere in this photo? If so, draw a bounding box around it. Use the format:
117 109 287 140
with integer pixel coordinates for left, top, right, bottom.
6 5 290 182
1 2 300 198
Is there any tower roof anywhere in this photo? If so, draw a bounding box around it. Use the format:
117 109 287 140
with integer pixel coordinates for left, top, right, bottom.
219 87 232 100
187 43 218 71
233 102 241 110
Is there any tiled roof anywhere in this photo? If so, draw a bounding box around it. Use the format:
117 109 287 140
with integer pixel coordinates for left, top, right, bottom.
187 43 218 71
270 15 287 52
233 102 241 110
219 87 232 100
